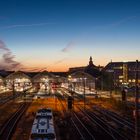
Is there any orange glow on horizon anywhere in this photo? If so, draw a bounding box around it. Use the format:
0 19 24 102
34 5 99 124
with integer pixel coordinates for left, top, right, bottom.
19 59 110 72
18 56 139 72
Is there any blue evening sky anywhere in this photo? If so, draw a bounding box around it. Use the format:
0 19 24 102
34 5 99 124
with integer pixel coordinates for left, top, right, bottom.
0 0 140 71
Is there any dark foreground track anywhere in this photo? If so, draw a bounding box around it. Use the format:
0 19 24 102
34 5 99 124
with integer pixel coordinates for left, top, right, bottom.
0 103 30 140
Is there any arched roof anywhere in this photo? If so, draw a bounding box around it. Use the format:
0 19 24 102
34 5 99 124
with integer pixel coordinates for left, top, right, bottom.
69 71 95 81
5 71 31 81
32 71 55 82
54 76 68 83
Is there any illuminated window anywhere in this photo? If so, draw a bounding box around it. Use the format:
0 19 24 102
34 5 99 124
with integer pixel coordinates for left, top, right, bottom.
119 76 123 79
119 80 123 83
132 79 136 82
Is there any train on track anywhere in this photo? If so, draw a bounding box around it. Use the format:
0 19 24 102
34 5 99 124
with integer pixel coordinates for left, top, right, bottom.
30 108 56 140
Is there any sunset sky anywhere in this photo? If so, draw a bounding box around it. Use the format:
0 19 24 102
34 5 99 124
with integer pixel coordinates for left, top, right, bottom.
0 0 140 72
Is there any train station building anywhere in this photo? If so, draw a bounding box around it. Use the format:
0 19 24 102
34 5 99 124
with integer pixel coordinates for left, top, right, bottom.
103 61 140 87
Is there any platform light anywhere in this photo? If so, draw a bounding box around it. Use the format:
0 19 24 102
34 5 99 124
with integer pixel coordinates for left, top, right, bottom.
132 79 136 82
119 75 123 79
119 80 123 83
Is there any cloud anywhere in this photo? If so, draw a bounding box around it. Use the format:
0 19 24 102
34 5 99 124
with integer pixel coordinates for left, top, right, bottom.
61 41 76 53
1 22 55 29
0 40 10 51
0 40 22 70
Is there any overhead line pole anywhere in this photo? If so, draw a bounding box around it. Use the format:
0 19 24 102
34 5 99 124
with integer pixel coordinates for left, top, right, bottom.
135 60 139 140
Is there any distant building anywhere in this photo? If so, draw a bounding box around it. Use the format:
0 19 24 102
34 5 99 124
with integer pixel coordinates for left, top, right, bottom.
69 66 85 73
103 61 140 86
69 56 102 78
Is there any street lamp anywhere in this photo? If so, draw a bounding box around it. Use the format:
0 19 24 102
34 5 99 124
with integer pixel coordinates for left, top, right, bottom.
135 60 139 140
83 77 87 110
12 79 15 97
68 75 72 92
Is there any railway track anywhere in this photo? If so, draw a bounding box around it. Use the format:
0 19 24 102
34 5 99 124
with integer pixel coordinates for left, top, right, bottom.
77 106 130 140
0 93 21 106
92 105 140 139
93 106 135 131
71 112 96 140
55 92 67 114
56 91 113 140
0 103 30 140
58 91 109 139
60 88 84 100
58 88 139 139
56 91 94 140
56 89 131 140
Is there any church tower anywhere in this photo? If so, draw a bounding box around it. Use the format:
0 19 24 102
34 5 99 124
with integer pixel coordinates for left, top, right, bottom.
89 56 94 66
85 56 100 77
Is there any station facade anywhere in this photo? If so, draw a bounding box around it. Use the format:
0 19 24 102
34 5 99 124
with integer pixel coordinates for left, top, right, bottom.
103 61 140 87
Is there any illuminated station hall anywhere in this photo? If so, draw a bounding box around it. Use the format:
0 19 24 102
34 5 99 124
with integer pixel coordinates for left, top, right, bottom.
67 71 96 94
5 71 32 92
0 70 69 94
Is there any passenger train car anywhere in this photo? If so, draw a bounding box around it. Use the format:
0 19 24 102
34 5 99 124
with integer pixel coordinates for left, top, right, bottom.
30 108 56 140
36 108 53 119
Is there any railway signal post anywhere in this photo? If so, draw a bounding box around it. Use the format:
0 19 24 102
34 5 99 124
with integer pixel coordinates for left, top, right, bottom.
67 96 73 110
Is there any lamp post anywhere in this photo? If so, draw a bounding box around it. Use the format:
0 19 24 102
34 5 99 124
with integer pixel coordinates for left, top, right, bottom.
68 75 72 92
101 74 103 91
135 60 139 140
23 82 26 98
83 78 87 110
109 72 113 98
12 79 15 97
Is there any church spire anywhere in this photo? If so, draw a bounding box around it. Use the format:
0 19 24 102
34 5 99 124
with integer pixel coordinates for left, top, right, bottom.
89 56 93 66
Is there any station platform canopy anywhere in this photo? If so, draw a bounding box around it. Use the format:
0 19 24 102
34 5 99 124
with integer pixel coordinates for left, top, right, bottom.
68 71 96 92
32 71 56 83
54 75 68 83
5 71 31 83
68 71 96 82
